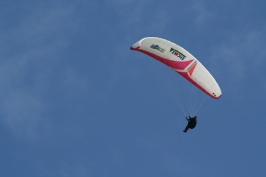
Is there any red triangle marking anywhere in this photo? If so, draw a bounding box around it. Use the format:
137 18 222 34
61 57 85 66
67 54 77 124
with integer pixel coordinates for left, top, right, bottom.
188 62 197 76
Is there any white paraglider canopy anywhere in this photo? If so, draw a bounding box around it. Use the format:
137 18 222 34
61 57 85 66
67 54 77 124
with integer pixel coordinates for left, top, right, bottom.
130 37 222 99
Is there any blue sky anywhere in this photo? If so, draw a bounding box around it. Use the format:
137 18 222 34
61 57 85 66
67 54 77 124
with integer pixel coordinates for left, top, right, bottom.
1 0 266 176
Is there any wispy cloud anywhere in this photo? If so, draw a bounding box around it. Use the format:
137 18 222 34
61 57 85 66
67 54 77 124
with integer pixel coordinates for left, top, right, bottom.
187 1 213 26
211 28 266 82
0 2 81 142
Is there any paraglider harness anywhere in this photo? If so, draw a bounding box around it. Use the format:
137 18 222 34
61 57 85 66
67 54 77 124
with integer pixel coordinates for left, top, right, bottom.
183 116 197 133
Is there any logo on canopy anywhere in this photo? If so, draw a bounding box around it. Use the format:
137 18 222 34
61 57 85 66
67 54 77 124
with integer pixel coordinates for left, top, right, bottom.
150 44 165 53
170 48 186 60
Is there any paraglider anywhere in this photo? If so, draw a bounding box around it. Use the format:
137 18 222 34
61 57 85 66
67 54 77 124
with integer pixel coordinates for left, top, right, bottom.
183 116 197 133
130 37 222 132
